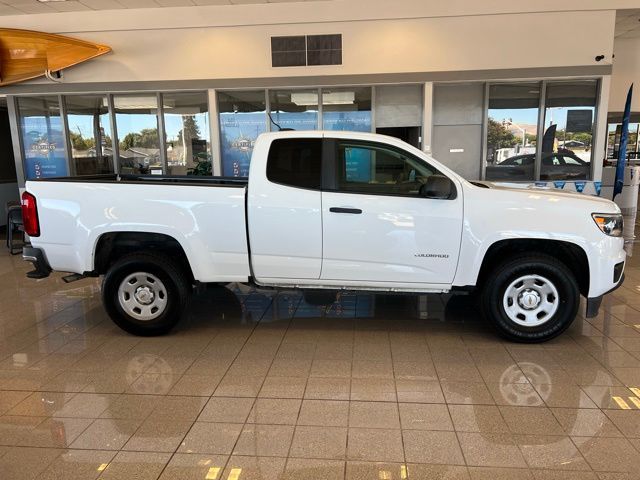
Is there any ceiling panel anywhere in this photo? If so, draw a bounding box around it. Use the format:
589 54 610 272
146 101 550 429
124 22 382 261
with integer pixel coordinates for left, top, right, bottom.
615 8 640 38
0 0 327 15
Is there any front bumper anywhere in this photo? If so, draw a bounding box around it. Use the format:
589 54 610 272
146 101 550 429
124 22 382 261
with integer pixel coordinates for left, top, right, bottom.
22 247 51 279
585 271 625 318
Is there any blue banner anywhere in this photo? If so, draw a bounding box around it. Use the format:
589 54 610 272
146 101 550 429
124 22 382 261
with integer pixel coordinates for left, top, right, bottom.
614 84 633 200
21 115 68 180
594 181 602 196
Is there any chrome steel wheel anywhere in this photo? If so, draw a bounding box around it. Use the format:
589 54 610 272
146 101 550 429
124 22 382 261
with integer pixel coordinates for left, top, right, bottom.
503 274 559 327
118 272 168 321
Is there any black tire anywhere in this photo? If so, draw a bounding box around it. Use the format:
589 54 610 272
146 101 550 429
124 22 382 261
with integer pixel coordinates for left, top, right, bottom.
102 252 190 336
480 254 579 343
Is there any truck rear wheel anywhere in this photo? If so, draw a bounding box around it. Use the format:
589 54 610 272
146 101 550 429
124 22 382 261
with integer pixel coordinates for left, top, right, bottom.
480 254 579 343
102 253 190 336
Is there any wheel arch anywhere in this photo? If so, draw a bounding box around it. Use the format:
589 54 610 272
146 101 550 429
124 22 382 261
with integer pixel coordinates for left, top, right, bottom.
475 238 590 297
92 231 195 283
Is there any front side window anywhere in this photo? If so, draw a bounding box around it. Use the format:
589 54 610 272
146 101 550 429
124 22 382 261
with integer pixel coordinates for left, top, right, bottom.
266 138 322 189
335 140 438 196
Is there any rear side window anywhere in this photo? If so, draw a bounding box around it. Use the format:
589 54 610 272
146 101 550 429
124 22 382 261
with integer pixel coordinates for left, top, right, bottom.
266 138 322 189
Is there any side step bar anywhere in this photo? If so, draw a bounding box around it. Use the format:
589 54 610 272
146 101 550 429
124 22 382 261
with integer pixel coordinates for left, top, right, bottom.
62 273 86 283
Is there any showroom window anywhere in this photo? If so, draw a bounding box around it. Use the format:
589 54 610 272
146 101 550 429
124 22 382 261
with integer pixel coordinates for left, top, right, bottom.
607 121 640 160
65 95 114 176
540 80 597 181
218 90 267 177
15 91 211 178
218 87 376 177
484 80 599 182
269 89 319 131
113 94 162 175
322 87 372 132
17 96 68 180
485 83 540 182
163 92 211 176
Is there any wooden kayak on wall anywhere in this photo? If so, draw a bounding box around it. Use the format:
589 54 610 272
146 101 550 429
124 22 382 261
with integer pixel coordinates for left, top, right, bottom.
0 28 111 86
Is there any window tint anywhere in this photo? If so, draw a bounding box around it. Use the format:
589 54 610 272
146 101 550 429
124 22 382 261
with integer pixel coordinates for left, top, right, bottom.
267 138 322 189
336 141 438 196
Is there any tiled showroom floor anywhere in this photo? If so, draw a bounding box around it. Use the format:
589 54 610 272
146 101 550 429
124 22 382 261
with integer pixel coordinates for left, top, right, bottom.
2 233 640 479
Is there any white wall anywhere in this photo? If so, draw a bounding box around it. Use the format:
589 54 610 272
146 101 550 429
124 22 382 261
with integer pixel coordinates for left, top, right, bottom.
610 37 640 112
0 9 616 86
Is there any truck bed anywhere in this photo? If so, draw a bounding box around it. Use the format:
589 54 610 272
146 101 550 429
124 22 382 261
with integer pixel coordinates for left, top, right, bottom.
26 174 251 283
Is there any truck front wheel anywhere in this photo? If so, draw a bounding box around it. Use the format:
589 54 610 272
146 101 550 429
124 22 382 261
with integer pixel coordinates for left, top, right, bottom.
102 253 190 336
480 254 579 342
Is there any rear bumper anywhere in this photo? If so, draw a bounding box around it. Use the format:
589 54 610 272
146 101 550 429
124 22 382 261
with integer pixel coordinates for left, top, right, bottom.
22 247 51 279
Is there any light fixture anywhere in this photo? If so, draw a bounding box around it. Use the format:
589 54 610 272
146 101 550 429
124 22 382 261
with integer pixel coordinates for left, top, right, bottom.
37 0 69 3
291 91 355 106
113 96 158 110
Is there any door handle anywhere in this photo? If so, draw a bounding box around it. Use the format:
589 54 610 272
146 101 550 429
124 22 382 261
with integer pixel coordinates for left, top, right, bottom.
329 207 362 214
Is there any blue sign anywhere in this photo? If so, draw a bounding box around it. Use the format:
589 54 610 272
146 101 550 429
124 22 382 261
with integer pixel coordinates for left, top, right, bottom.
219 112 267 177
323 111 372 132
21 115 68 179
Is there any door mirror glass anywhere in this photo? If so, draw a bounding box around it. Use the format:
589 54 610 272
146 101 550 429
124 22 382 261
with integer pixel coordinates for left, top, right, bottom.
420 175 454 199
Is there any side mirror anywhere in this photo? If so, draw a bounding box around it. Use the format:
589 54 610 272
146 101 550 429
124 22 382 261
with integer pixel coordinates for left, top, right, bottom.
420 175 454 199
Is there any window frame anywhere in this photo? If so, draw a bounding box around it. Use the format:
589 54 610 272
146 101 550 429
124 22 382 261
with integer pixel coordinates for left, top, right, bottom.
323 138 456 199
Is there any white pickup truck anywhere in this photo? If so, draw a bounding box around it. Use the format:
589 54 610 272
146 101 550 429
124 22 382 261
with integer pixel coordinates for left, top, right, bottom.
21 131 626 342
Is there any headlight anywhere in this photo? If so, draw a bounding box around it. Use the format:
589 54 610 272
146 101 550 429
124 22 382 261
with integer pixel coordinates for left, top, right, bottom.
592 213 623 237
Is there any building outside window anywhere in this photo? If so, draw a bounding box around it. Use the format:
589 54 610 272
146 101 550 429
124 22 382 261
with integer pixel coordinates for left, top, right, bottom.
218 90 267 177
541 80 597 181
9 80 601 184
163 92 211 176
485 83 540 182
217 87 373 177
17 96 68 180
65 95 114 176
485 80 598 182
322 87 372 132
113 94 162 175
607 121 640 160
269 89 318 131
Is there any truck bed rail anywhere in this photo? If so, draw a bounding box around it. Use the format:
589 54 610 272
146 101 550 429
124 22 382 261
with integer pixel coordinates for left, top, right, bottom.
29 174 248 187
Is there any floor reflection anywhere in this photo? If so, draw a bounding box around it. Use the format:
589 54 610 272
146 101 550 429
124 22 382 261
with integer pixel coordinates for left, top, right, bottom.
2 229 640 478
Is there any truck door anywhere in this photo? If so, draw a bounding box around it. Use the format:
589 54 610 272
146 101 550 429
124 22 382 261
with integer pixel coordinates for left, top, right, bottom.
247 135 323 280
320 138 463 286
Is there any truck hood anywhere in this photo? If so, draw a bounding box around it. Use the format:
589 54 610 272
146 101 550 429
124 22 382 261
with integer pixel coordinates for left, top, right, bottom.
468 180 621 213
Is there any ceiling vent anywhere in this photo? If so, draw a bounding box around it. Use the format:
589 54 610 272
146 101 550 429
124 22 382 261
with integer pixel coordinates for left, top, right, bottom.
271 34 342 67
